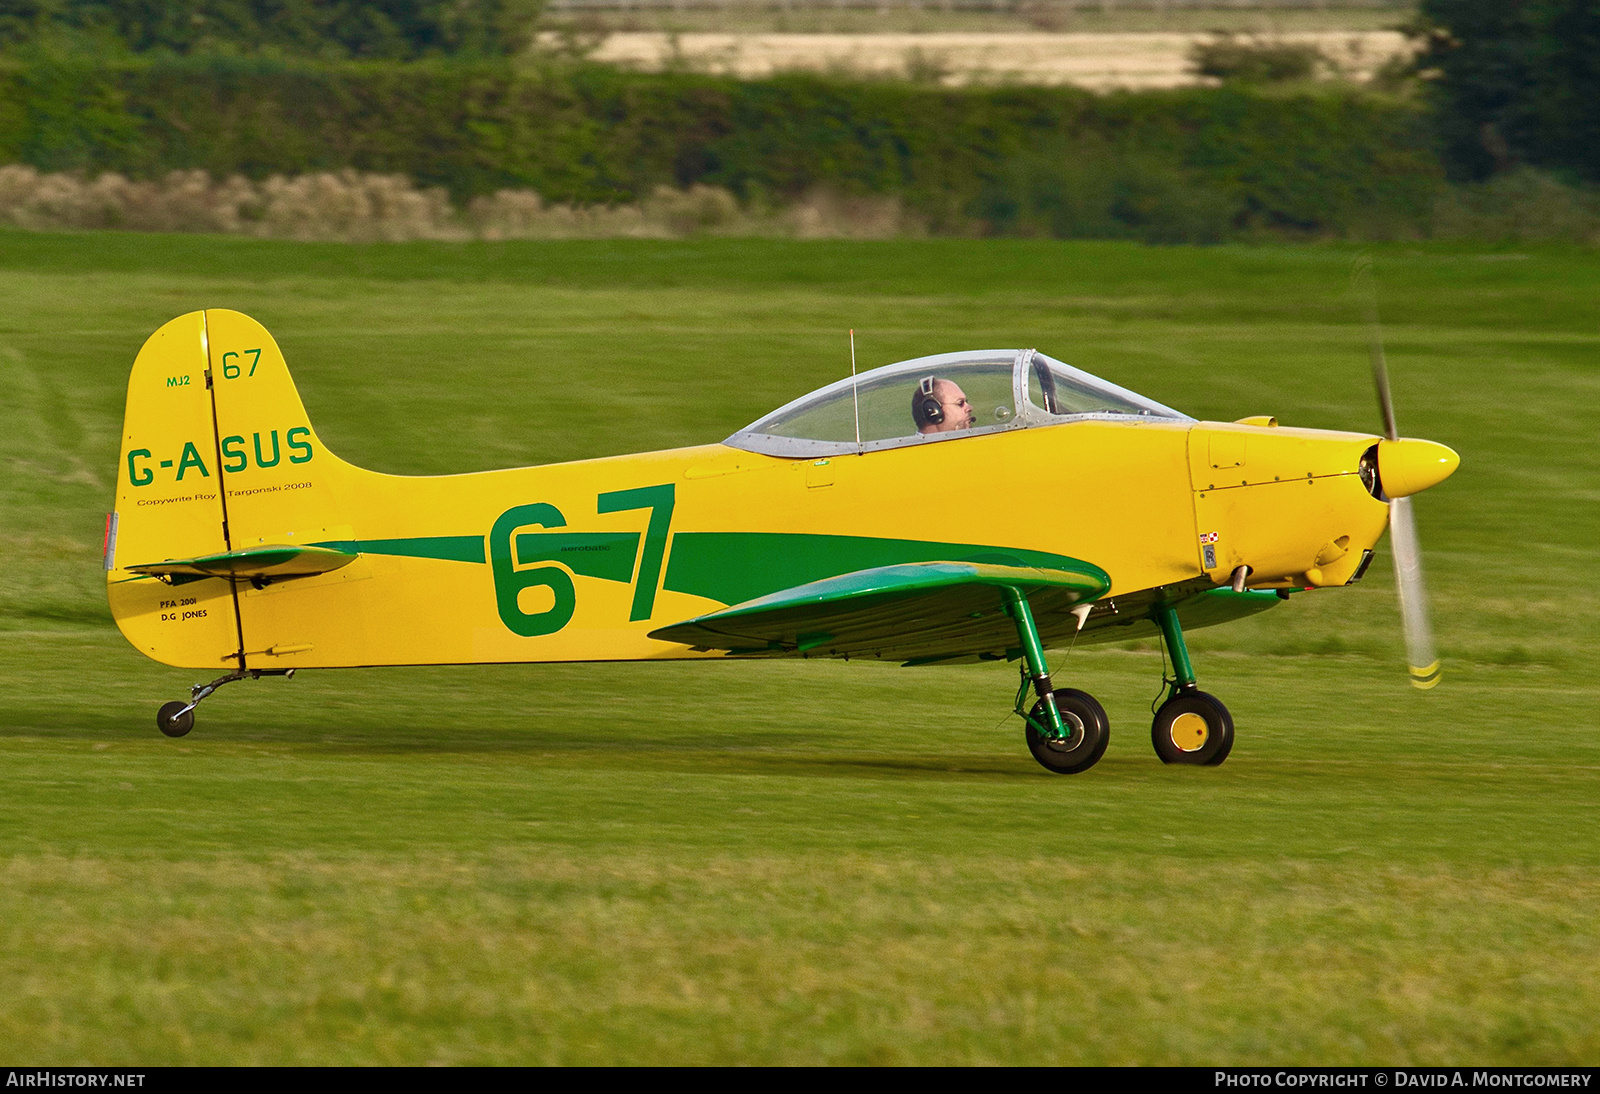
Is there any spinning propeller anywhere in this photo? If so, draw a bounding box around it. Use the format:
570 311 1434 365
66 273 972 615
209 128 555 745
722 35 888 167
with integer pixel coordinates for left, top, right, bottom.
1355 257 1456 689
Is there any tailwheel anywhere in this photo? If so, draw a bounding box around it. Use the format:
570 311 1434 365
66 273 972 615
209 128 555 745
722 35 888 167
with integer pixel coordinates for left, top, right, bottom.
1151 690 1233 766
1025 689 1110 775
148 668 294 739
156 701 195 738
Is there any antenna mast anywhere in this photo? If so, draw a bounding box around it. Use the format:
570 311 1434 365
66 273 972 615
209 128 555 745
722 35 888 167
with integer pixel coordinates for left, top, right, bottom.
850 329 862 455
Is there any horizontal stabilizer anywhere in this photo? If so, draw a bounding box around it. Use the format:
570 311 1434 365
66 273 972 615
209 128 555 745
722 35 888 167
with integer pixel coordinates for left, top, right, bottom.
125 543 358 582
649 560 1109 660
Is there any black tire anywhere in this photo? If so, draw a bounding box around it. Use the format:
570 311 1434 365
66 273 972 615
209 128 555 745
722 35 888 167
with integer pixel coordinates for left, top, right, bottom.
1025 690 1109 774
1053 688 1108 739
1151 690 1233 766
157 701 194 738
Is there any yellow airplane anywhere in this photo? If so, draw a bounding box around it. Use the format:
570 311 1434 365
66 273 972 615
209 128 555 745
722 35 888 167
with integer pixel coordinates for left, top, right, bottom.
106 309 1458 773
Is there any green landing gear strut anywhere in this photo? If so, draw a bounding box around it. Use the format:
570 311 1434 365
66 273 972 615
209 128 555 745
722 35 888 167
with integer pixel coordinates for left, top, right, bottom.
1002 587 1108 775
1150 602 1234 766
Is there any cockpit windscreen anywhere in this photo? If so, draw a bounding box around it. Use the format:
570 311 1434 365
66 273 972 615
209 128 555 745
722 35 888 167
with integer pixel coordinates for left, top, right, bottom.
726 349 1189 458
1024 352 1187 421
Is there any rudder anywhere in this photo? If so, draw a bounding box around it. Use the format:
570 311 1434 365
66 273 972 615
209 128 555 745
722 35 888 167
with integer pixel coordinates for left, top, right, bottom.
107 310 360 669
107 312 242 668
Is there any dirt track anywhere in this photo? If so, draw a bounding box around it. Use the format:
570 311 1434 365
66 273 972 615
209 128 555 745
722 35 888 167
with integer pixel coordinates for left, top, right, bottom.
584 30 1409 88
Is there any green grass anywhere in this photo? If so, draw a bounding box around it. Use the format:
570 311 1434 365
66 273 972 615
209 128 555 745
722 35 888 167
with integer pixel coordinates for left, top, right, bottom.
1 230 1596 1064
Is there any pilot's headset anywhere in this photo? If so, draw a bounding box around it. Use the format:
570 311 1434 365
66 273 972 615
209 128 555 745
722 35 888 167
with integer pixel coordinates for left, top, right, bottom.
913 376 944 429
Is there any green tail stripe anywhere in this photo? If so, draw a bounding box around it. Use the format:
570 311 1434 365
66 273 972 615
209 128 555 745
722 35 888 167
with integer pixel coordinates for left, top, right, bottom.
662 531 1109 608
312 536 486 564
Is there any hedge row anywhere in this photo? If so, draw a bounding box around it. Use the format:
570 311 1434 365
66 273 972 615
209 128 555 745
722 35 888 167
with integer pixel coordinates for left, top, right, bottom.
0 56 1444 239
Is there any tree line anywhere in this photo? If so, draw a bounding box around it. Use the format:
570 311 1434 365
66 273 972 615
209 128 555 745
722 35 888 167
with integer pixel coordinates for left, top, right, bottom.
0 1 1594 201
0 1 541 59
1416 0 1600 183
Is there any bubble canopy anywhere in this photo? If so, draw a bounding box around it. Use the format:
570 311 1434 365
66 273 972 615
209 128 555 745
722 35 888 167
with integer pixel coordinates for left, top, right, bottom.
725 349 1192 458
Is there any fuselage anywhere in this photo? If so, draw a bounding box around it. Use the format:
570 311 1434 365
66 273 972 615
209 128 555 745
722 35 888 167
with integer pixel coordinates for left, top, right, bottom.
107 311 1420 673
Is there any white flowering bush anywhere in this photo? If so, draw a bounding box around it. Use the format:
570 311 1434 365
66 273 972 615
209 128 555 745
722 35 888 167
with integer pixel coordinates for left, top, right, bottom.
0 166 918 241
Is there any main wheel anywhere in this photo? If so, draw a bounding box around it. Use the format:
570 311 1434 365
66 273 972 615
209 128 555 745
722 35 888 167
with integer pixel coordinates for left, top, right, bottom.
156 701 194 738
1151 690 1233 766
1025 689 1109 774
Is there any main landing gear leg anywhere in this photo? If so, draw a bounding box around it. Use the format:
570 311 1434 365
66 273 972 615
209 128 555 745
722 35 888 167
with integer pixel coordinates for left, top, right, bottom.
1002 587 1109 775
1150 603 1233 766
156 668 295 738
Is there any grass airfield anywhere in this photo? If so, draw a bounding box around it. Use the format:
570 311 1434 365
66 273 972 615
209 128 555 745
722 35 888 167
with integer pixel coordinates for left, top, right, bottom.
0 231 1596 1064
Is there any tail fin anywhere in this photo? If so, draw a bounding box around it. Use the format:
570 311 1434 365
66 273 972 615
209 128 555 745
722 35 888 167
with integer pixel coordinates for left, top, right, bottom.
108 310 357 668
203 309 353 556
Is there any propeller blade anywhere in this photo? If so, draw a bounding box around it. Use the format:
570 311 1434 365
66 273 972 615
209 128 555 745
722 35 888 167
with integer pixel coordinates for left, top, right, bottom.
1353 255 1399 441
1370 332 1399 443
1388 495 1441 689
1355 254 1440 688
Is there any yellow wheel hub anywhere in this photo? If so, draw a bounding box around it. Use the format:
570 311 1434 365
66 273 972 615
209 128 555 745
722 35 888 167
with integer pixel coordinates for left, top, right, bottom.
1170 711 1210 752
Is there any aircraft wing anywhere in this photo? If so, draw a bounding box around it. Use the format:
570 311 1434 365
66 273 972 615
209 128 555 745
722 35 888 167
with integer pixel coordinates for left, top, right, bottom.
648 560 1110 663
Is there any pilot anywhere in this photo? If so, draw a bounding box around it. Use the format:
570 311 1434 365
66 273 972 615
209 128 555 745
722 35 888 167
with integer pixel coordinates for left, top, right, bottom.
912 376 977 434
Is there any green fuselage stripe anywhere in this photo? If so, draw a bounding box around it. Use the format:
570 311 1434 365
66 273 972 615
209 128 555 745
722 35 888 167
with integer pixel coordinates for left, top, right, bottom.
515 531 640 584
309 530 1109 613
661 531 1108 608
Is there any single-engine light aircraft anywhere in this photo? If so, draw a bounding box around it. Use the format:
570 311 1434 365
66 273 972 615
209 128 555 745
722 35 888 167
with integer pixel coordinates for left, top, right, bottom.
107 311 1458 773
